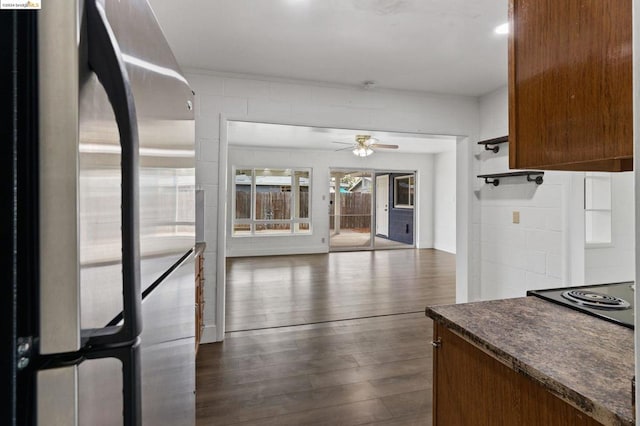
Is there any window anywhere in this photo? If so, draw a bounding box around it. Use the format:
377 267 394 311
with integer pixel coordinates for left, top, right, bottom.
233 167 311 236
394 175 415 208
584 172 612 245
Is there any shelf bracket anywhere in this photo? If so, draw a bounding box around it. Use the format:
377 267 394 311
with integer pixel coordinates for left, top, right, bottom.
484 177 500 186
526 174 544 185
484 144 500 153
477 136 508 154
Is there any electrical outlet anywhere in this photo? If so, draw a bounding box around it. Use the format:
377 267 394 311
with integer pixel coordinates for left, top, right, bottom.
512 211 520 224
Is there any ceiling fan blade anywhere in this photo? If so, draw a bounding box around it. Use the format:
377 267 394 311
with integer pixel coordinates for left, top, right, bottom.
331 141 353 146
370 144 399 149
334 146 355 152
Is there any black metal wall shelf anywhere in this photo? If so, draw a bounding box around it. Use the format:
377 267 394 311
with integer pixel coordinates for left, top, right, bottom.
477 136 508 153
477 171 544 187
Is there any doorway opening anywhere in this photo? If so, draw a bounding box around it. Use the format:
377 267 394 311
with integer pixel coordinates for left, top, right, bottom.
217 119 462 339
329 169 415 251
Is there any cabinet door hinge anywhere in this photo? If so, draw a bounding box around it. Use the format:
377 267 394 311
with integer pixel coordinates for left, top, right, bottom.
17 336 33 370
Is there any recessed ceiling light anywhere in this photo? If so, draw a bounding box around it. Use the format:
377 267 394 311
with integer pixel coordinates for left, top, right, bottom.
494 23 509 35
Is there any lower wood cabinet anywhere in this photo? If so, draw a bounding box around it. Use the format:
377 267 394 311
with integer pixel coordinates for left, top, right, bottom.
195 251 205 356
432 323 602 425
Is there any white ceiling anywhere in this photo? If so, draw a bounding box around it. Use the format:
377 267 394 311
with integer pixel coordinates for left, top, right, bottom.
228 121 457 154
148 0 508 96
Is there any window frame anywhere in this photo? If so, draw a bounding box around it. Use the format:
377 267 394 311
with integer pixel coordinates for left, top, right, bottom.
232 166 312 237
584 172 613 248
393 174 415 209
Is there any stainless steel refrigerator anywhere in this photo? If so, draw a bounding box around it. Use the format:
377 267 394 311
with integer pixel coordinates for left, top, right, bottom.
2 0 196 424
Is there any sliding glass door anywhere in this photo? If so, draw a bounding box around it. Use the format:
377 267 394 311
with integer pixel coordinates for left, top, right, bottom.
329 169 416 252
329 170 374 251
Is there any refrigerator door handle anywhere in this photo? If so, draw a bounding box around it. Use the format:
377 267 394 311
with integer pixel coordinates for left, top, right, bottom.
37 338 143 426
84 339 142 426
84 0 142 347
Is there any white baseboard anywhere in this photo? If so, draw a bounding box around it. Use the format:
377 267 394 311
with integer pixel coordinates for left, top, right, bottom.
228 246 328 257
416 240 433 249
200 325 220 343
434 245 456 254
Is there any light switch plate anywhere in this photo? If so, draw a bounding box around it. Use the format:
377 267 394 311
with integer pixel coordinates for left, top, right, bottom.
512 211 520 224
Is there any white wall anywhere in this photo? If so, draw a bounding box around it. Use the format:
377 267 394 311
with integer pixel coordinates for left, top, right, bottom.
585 172 635 284
189 69 480 341
434 151 456 253
476 86 635 300
227 146 436 256
476 86 576 299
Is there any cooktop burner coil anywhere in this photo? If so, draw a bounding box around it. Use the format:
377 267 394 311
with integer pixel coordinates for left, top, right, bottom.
561 290 630 310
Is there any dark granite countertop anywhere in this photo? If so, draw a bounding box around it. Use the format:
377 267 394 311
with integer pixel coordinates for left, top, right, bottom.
426 297 634 425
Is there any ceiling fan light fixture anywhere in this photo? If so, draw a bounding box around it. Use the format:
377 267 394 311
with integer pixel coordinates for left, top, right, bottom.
353 147 373 157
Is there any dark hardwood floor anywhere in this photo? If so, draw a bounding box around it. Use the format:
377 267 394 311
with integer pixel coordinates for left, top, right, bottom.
196 249 455 425
225 249 455 331
197 313 435 425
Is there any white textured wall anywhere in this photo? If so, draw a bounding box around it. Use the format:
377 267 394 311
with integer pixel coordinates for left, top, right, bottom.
585 172 635 284
188 70 480 341
227 147 437 256
477 86 635 300
476 86 575 300
434 150 457 253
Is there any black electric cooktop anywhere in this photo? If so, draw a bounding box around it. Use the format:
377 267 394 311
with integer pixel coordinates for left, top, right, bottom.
527 282 635 329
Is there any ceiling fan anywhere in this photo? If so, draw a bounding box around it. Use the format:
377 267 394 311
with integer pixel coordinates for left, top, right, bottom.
332 135 399 157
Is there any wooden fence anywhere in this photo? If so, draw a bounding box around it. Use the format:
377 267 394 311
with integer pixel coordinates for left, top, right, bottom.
234 191 370 231
329 192 371 230
235 192 309 230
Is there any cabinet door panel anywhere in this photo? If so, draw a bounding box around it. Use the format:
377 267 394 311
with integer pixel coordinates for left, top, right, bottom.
509 0 632 172
432 324 603 425
433 324 519 425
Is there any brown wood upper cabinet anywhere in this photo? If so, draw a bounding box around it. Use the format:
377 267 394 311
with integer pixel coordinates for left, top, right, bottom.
508 0 633 172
